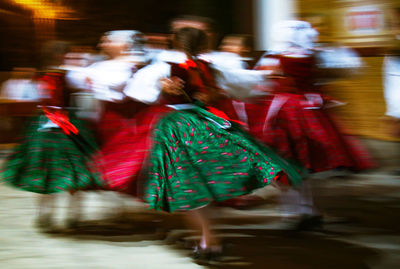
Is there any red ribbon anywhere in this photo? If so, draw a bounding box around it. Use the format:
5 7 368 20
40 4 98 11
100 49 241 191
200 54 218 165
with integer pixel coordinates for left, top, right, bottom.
178 59 198 69
43 108 79 135
206 106 245 126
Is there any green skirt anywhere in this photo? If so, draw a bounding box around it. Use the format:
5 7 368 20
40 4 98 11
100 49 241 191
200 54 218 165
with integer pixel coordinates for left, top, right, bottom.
143 105 304 212
1 112 102 194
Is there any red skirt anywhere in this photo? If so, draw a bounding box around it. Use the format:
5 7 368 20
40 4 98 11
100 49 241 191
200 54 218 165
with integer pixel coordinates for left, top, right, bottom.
96 100 149 144
94 105 172 194
246 93 375 172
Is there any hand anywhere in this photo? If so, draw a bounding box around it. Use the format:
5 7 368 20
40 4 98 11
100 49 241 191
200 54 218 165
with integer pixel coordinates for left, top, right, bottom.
193 92 209 103
160 77 184 95
193 87 223 105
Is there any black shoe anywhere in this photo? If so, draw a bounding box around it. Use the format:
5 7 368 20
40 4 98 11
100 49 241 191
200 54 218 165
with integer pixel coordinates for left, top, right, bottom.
295 214 323 231
65 218 81 230
192 245 223 262
36 215 51 228
36 215 58 233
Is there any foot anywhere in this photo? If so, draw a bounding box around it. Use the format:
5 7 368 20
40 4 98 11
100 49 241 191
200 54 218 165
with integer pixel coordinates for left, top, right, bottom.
192 245 223 262
295 214 323 231
35 215 56 232
65 218 81 230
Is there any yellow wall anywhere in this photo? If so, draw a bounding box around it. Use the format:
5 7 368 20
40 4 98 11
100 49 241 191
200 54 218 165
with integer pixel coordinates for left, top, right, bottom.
325 57 396 140
298 0 399 140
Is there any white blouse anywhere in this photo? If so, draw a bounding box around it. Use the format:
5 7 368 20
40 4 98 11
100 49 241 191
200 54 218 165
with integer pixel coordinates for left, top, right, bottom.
66 59 136 102
123 50 268 103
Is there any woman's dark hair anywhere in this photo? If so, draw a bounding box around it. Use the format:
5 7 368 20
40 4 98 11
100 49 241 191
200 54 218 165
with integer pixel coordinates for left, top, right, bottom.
39 41 70 69
170 15 216 33
174 27 207 56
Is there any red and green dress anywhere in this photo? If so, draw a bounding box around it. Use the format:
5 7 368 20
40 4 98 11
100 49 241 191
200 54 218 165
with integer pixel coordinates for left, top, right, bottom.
96 59 304 212
1 69 102 194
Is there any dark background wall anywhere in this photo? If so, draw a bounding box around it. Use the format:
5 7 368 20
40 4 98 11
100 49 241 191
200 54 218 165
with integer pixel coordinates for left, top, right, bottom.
58 0 253 46
0 0 35 70
0 0 254 70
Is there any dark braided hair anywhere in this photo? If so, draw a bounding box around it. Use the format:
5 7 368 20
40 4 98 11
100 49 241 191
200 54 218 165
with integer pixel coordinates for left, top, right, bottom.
173 27 207 56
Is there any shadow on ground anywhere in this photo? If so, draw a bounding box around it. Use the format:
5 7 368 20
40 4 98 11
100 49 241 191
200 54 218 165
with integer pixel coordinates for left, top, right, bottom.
42 209 383 269
35 177 400 268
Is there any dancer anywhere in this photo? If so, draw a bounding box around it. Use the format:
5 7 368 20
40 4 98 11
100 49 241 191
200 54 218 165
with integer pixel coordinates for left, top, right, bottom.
66 30 148 144
65 30 152 223
247 20 375 229
96 22 268 194
119 27 304 259
159 16 264 121
252 20 374 174
0 41 101 230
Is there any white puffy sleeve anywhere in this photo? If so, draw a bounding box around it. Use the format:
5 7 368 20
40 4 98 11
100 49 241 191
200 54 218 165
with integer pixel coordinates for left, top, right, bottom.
123 61 171 104
316 47 362 70
254 53 280 70
66 62 134 102
384 56 400 119
211 64 269 100
65 66 90 90
199 52 268 100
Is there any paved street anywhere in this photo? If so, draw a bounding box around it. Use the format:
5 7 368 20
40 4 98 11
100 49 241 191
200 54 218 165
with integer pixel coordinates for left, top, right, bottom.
1 165 400 268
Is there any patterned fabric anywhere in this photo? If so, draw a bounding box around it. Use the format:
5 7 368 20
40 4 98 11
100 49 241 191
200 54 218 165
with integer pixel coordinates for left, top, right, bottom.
143 105 303 212
1 112 102 194
95 60 303 209
95 58 224 193
95 104 244 194
256 54 317 94
251 53 375 172
246 94 375 172
1 69 102 194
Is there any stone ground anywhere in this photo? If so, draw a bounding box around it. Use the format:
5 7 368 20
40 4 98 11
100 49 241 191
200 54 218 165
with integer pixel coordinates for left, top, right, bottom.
1 146 400 268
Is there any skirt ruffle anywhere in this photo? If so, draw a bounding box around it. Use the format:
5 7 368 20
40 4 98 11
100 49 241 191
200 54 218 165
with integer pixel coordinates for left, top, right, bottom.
142 106 303 212
1 112 102 194
94 105 170 193
246 94 375 172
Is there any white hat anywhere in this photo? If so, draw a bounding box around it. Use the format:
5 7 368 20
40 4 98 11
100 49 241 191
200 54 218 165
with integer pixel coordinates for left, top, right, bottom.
104 30 146 54
272 20 319 51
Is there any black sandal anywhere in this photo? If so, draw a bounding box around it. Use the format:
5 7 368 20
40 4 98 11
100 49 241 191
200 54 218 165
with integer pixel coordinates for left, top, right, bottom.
192 245 223 261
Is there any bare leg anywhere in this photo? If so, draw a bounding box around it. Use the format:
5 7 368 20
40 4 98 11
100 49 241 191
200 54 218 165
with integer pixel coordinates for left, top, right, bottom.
66 191 83 228
104 191 127 221
279 179 323 231
279 179 319 218
37 194 56 228
185 207 220 253
297 179 319 216
279 187 300 218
